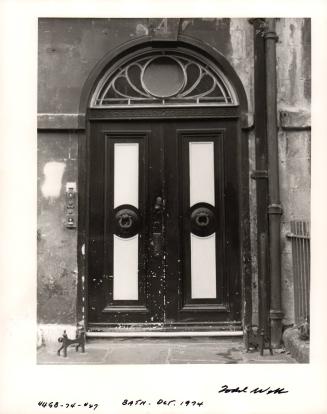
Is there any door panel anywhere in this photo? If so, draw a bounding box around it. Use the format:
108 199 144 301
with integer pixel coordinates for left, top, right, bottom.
87 119 241 328
88 123 164 323
165 121 241 324
185 135 220 303
105 134 145 312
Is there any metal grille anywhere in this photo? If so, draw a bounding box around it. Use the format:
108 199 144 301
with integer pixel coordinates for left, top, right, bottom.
91 50 237 107
287 221 310 325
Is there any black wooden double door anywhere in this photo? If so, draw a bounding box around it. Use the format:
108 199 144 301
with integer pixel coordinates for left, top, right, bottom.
88 118 241 329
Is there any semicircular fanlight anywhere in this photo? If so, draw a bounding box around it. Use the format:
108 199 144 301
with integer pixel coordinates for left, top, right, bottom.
91 51 238 107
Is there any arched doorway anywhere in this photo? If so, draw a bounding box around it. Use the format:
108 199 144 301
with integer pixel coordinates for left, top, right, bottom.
82 39 249 332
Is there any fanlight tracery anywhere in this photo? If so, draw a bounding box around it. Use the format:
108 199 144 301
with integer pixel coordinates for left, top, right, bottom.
91 51 237 107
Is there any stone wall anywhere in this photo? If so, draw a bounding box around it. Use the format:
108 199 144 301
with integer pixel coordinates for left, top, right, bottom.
276 18 311 324
37 132 78 323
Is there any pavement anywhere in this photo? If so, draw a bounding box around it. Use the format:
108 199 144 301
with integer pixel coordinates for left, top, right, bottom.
37 337 296 364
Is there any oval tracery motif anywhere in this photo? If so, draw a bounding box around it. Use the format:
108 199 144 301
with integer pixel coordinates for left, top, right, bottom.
92 50 237 107
142 56 185 98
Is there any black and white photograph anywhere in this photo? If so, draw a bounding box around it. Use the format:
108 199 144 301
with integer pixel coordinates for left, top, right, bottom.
1 2 327 414
36 17 311 364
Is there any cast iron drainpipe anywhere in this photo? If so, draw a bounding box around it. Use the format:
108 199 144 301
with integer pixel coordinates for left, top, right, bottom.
264 18 284 347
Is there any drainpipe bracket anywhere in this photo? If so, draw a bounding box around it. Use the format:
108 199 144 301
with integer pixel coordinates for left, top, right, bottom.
264 31 279 42
286 232 310 240
251 170 268 180
268 204 283 215
269 309 284 320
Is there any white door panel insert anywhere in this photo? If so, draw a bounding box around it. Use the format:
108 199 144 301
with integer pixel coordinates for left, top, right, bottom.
190 233 217 299
114 143 139 208
189 141 215 206
113 234 139 300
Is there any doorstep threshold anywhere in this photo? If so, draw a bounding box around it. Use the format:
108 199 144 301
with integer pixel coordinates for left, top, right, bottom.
86 331 243 338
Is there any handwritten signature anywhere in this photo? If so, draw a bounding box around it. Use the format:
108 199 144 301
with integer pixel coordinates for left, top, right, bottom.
218 385 288 395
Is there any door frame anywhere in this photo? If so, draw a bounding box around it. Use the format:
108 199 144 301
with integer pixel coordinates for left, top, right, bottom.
77 36 251 333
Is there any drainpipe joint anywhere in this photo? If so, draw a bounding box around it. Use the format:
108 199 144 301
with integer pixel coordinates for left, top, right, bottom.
270 309 284 320
267 203 283 215
264 31 279 42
